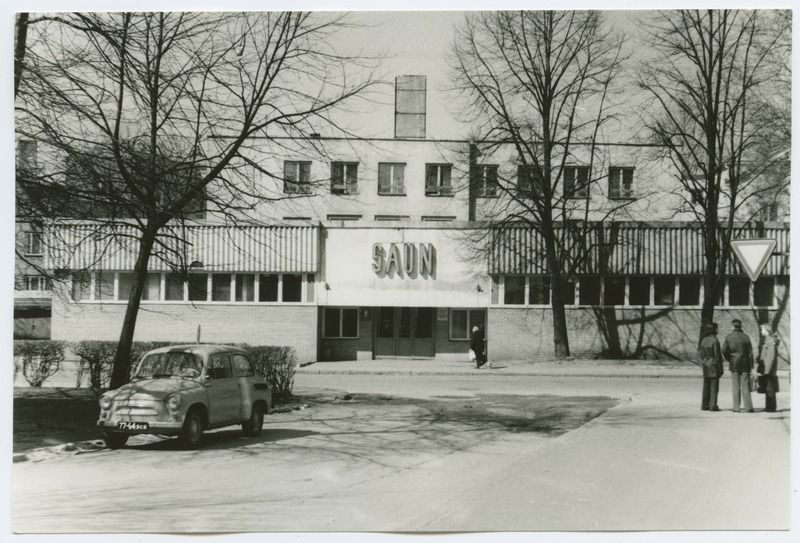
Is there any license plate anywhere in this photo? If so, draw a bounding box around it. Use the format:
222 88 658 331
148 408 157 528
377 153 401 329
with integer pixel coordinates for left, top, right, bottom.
117 421 149 431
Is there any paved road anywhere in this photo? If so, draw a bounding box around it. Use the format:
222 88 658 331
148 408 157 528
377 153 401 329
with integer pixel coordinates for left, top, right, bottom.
11 373 791 533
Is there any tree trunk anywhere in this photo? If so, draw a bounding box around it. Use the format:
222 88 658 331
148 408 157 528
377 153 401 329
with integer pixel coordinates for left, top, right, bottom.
544 224 570 358
109 227 158 389
14 13 29 99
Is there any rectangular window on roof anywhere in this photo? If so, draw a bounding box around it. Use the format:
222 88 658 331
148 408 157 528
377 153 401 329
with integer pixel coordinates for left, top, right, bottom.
284 161 313 195
235 273 255 302
259 274 278 302
564 166 590 198
283 273 302 302
378 163 406 195
528 276 550 305
165 273 184 301
425 164 453 196
728 277 750 307
211 273 231 302
754 277 775 307
629 276 651 305
96 272 115 301
609 167 635 199
654 277 675 305
188 273 208 302
678 276 701 306
142 273 162 301
603 277 625 305
331 162 359 195
579 276 601 305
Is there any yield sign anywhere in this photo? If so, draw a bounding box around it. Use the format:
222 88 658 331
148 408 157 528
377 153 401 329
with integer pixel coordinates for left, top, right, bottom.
731 238 777 282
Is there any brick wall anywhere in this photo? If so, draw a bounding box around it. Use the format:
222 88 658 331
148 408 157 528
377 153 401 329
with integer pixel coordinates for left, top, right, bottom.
488 305 791 365
51 297 318 364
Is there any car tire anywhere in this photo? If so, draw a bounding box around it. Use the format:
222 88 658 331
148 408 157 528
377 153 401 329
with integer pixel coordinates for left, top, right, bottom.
178 409 205 449
102 431 129 449
242 403 264 437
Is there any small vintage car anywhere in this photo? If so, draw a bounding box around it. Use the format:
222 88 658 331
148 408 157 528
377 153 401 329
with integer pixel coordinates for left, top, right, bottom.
97 344 272 449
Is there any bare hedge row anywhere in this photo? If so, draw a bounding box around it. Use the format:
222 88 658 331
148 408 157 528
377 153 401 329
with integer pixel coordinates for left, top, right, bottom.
12 340 297 398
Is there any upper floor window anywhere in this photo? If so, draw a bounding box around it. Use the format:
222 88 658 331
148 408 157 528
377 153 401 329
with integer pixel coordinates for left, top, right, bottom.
425 163 453 196
378 163 406 195
475 164 499 197
284 161 313 195
609 167 634 199
17 140 38 171
25 230 42 256
21 275 49 291
331 162 359 195
564 166 590 199
517 164 544 197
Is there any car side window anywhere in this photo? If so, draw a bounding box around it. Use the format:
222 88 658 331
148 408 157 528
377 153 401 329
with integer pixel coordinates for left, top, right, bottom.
232 354 255 377
207 354 232 380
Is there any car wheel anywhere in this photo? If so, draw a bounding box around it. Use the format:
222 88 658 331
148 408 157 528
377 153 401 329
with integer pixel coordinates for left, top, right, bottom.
242 403 264 437
102 431 129 449
178 409 205 449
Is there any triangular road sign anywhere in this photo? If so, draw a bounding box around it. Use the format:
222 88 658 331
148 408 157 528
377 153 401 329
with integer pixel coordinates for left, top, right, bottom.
731 239 777 282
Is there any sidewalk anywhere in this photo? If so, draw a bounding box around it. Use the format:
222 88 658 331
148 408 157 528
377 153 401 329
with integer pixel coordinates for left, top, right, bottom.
297 357 792 379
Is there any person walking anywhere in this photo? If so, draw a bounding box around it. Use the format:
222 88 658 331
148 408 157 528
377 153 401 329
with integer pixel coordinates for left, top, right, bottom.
698 323 723 411
757 323 781 413
722 319 755 413
470 325 486 369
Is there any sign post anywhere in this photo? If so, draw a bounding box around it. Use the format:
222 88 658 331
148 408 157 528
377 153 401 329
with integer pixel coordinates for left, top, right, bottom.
730 239 777 282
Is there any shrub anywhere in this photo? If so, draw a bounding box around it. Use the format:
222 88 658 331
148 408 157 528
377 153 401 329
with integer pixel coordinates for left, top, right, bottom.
14 340 66 387
73 341 117 389
240 345 297 400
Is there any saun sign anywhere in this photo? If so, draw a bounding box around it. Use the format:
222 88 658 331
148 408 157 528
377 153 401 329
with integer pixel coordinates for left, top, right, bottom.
372 243 436 279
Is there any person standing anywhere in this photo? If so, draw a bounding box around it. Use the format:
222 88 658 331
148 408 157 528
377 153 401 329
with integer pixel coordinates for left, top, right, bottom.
698 323 723 411
722 319 755 413
470 325 486 369
757 323 781 413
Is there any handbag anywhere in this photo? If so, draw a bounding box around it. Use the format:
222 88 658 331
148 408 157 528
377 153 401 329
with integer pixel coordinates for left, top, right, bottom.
757 375 768 394
748 374 758 392
468 349 477 363
756 360 765 375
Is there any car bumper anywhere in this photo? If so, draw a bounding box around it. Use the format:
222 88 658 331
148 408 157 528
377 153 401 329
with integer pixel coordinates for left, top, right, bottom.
97 420 183 435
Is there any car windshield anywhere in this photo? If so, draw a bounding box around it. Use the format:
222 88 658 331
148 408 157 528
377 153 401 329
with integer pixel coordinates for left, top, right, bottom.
134 352 204 379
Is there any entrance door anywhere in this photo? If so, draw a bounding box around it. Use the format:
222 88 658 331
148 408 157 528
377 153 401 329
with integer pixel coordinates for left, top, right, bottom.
374 307 435 358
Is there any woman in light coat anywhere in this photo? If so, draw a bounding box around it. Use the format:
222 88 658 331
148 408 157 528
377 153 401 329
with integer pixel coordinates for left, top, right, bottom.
758 324 781 413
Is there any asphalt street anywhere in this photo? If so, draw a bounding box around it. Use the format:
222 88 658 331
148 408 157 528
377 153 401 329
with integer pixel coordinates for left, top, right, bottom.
11 372 792 533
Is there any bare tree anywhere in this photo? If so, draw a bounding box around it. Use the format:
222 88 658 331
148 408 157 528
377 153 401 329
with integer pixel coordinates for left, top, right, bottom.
449 11 628 358
638 9 791 343
16 12 377 388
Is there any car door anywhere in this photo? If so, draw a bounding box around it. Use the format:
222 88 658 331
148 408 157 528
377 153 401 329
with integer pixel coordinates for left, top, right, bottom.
232 353 259 418
205 353 240 426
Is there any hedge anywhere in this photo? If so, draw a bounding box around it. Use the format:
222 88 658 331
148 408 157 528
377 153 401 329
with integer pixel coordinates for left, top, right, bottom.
13 340 67 387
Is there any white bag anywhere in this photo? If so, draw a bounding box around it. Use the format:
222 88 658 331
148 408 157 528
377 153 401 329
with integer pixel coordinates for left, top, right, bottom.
468 349 477 363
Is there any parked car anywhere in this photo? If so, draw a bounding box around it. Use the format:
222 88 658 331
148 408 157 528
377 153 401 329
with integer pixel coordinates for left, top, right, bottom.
97 344 272 449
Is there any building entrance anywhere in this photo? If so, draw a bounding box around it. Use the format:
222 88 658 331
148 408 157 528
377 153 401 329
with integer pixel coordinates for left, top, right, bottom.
375 307 435 358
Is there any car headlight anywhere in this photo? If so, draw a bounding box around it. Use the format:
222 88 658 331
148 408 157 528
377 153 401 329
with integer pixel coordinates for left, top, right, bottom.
165 394 181 411
99 396 112 410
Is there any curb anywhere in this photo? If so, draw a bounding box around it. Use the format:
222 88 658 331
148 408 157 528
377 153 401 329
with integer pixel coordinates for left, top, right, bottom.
295 368 701 378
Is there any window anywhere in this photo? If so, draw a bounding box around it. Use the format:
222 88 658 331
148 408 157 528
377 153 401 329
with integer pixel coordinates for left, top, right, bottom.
25 231 42 256
259 274 278 302
754 277 774 307
331 162 359 195
327 214 361 222
579 276 601 305
22 275 49 291
188 274 208 302
165 273 185 301
284 161 313 194
421 216 456 222
141 273 162 301
282 274 302 302
96 272 115 301
728 277 750 307
323 308 359 338
212 273 231 302
678 277 701 306
609 167 634 199
504 276 525 305
118 273 135 301
603 277 625 305
71 272 92 302
564 166 589 198
654 277 675 305
425 164 453 196
232 354 255 377
375 215 410 221
529 276 550 305
378 163 405 195
18 140 38 171
235 273 255 302
450 309 485 340
757 202 779 222
306 274 315 303
629 276 651 305
517 165 544 197
476 165 499 197
207 354 232 380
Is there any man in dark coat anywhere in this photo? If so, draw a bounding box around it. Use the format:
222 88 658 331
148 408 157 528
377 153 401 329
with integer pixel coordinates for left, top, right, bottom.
698 322 723 411
470 325 486 369
722 319 754 413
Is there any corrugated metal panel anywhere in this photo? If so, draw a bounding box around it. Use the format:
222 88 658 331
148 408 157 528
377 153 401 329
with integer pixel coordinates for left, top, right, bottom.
45 223 319 272
490 223 789 276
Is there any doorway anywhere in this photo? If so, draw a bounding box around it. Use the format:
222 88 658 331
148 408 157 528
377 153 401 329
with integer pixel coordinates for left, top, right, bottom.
374 307 435 358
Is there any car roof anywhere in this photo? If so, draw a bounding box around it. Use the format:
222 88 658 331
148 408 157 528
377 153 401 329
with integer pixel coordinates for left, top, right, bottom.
145 344 248 356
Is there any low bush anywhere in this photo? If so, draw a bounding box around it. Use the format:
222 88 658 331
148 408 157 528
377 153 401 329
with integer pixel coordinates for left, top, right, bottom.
73 341 117 389
14 340 67 387
240 345 297 400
